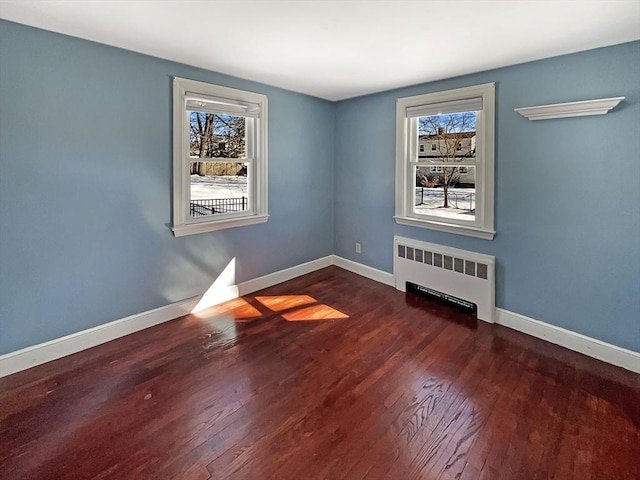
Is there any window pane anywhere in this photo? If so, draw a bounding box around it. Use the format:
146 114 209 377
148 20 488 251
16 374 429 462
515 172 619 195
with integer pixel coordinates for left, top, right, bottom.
190 161 248 217
189 112 246 159
417 111 476 164
414 166 475 221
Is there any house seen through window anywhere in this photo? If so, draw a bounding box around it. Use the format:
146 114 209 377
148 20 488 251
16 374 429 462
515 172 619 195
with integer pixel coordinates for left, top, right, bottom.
395 83 495 239
415 110 477 223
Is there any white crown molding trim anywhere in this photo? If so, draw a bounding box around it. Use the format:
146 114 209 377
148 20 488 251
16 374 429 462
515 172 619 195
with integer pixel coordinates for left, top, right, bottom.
0 256 333 378
332 255 395 287
495 308 640 374
514 96 624 120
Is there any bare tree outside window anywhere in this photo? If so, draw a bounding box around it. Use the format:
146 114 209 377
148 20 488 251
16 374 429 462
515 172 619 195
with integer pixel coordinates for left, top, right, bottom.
188 112 249 217
396 83 494 237
417 111 476 211
189 112 246 175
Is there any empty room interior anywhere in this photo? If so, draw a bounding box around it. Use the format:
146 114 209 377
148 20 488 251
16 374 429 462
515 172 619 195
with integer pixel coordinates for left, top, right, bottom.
0 1 639 479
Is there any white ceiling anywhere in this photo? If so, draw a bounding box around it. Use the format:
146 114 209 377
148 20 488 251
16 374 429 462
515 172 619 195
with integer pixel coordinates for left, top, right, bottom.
1 0 639 101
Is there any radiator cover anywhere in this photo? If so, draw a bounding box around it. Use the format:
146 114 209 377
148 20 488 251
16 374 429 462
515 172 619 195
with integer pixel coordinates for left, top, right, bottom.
394 235 495 322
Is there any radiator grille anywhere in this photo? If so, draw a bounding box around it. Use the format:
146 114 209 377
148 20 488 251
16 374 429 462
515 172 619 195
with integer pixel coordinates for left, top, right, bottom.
394 235 495 322
398 243 489 280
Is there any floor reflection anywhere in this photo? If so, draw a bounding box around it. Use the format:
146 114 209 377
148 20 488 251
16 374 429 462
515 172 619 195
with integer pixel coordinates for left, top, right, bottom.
405 291 477 330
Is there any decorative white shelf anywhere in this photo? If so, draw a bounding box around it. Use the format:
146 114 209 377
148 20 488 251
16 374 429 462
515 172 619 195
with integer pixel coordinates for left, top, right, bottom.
514 96 625 120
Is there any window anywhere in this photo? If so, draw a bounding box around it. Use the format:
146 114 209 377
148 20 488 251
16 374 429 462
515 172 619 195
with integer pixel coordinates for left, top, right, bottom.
419 144 425 153
172 77 268 236
395 83 495 239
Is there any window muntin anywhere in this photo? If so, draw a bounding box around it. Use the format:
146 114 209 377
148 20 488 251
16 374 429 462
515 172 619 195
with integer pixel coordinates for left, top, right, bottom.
395 83 495 239
172 78 268 236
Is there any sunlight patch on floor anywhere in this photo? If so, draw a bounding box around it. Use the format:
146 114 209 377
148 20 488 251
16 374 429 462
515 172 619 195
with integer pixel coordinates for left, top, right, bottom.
193 297 262 322
282 304 349 322
254 295 316 312
199 316 239 347
256 295 349 322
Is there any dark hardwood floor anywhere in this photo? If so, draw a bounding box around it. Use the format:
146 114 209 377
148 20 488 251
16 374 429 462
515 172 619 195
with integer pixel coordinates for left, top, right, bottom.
1 266 638 480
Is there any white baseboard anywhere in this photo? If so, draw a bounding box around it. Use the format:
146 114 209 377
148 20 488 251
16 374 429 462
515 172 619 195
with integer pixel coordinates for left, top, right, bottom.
0 297 200 378
336 256 639 373
495 308 640 374
2 255 637 377
0 256 333 378
332 255 395 287
239 255 334 295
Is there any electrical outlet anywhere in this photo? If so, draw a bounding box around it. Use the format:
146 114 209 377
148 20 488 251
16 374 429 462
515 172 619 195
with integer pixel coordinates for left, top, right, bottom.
355 242 361 253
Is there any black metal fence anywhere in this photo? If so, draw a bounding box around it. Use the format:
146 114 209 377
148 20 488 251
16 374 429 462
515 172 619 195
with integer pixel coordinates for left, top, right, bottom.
190 197 247 216
416 188 475 211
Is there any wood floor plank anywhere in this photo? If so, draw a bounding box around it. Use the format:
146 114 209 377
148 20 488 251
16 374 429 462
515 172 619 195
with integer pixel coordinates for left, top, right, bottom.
1 266 638 480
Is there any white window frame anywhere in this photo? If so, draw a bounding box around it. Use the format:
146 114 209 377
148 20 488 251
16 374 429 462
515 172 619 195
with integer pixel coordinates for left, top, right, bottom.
172 77 268 237
395 83 495 240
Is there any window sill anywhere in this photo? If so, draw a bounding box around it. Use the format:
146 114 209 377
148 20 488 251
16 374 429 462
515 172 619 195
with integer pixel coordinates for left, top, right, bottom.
394 216 495 240
172 214 269 237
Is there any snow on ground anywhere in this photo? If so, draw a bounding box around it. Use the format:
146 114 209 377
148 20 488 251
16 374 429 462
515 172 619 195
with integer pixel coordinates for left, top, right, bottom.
190 175 248 200
414 187 476 220
190 178 474 221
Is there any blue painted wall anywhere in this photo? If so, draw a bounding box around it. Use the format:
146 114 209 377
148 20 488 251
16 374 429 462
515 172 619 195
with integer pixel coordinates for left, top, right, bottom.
1 20 638 356
0 21 335 355
334 42 640 352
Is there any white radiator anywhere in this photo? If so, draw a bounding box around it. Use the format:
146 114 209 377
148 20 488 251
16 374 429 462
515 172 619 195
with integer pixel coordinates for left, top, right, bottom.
393 235 495 323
